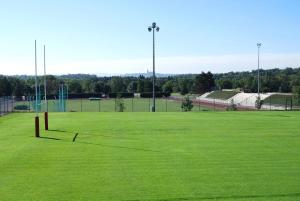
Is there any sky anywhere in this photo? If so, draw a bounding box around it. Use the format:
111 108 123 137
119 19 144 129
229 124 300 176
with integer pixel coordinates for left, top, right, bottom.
0 0 300 75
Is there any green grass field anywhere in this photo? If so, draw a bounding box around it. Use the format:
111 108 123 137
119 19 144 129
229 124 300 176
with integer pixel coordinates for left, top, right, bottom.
1 112 300 201
14 98 215 112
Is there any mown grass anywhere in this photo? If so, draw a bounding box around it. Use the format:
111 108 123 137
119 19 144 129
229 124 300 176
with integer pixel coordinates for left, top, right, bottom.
206 90 239 100
14 98 214 112
263 94 300 107
0 112 300 201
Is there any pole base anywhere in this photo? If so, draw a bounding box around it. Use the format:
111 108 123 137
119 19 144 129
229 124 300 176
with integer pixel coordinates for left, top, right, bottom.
44 112 48 130
151 106 155 112
35 116 40 138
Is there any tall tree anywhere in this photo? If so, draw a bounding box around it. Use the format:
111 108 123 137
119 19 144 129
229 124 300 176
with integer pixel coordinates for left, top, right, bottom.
193 72 215 94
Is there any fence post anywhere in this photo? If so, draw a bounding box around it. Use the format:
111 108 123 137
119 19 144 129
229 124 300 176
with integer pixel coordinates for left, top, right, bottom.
81 98 83 112
214 99 216 111
5 96 8 113
98 99 101 112
148 98 150 112
181 98 183 112
28 96 30 112
115 98 116 112
285 97 287 111
165 98 167 112
269 95 271 111
132 98 133 112
290 98 293 111
11 96 13 112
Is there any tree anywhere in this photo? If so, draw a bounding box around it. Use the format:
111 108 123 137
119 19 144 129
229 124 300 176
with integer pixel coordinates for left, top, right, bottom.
0 76 12 96
143 79 152 93
11 78 25 96
162 80 173 93
69 80 83 93
137 75 145 93
127 81 137 93
279 75 290 93
103 84 111 95
179 78 190 95
193 72 215 94
82 79 96 93
181 96 193 111
45 75 60 95
293 86 300 97
110 77 125 92
218 79 233 89
94 81 105 94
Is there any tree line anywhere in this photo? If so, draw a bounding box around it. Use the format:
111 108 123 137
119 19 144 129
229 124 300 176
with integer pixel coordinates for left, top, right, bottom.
0 67 300 97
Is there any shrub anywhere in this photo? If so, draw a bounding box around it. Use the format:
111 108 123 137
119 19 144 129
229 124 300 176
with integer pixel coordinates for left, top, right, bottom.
181 96 193 112
14 105 29 110
140 92 170 98
226 99 237 111
255 96 264 110
116 97 125 112
109 93 134 98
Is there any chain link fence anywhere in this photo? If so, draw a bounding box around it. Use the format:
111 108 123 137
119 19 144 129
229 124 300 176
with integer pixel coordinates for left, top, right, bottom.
8 93 300 113
0 96 14 115
197 94 300 111
13 94 216 112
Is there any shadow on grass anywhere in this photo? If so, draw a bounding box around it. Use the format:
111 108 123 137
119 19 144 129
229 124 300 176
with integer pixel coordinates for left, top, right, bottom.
76 141 161 153
39 136 61 141
48 129 68 133
123 192 300 201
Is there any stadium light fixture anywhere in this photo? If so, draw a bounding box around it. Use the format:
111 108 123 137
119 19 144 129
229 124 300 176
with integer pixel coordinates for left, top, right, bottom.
148 22 160 112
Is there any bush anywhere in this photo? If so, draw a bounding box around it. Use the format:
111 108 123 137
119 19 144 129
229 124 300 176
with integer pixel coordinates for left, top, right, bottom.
109 93 134 98
116 98 125 112
226 99 237 111
255 96 264 109
181 96 193 112
140 92 170 98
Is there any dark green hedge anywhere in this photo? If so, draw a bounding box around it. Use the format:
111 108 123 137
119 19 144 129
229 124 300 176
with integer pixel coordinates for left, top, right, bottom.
140 92 170 98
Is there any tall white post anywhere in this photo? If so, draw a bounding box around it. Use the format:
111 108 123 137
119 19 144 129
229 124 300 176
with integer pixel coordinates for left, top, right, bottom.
44 45 47 112
35 40 38 116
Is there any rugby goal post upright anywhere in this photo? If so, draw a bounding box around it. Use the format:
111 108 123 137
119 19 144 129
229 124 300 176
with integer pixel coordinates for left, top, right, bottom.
34 40 40 137
43 45 49 130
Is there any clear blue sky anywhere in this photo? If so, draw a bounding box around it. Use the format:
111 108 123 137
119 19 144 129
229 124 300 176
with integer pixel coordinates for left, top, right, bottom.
0 0 300 75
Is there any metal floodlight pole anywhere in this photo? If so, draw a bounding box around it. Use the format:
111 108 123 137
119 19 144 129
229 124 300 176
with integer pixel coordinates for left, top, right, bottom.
148 22 159 112
257 43 262 97
34 40 40 137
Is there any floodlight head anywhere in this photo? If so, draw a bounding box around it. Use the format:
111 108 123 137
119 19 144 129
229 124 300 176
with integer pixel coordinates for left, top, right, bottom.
152 22 156 28
148 27 152 32
257 43 262 47
156 27 160 32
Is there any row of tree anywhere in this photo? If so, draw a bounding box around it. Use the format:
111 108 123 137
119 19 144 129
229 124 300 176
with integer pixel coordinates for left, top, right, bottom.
0 72 215 96
0 67 300 97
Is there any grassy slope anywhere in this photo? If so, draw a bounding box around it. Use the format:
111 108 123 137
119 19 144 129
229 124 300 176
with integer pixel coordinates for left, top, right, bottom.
206 91 239 100
0 112 300 201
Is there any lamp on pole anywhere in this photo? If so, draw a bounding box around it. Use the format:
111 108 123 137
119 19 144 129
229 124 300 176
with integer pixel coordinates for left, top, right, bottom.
148 22 160 112
257 43 262 97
